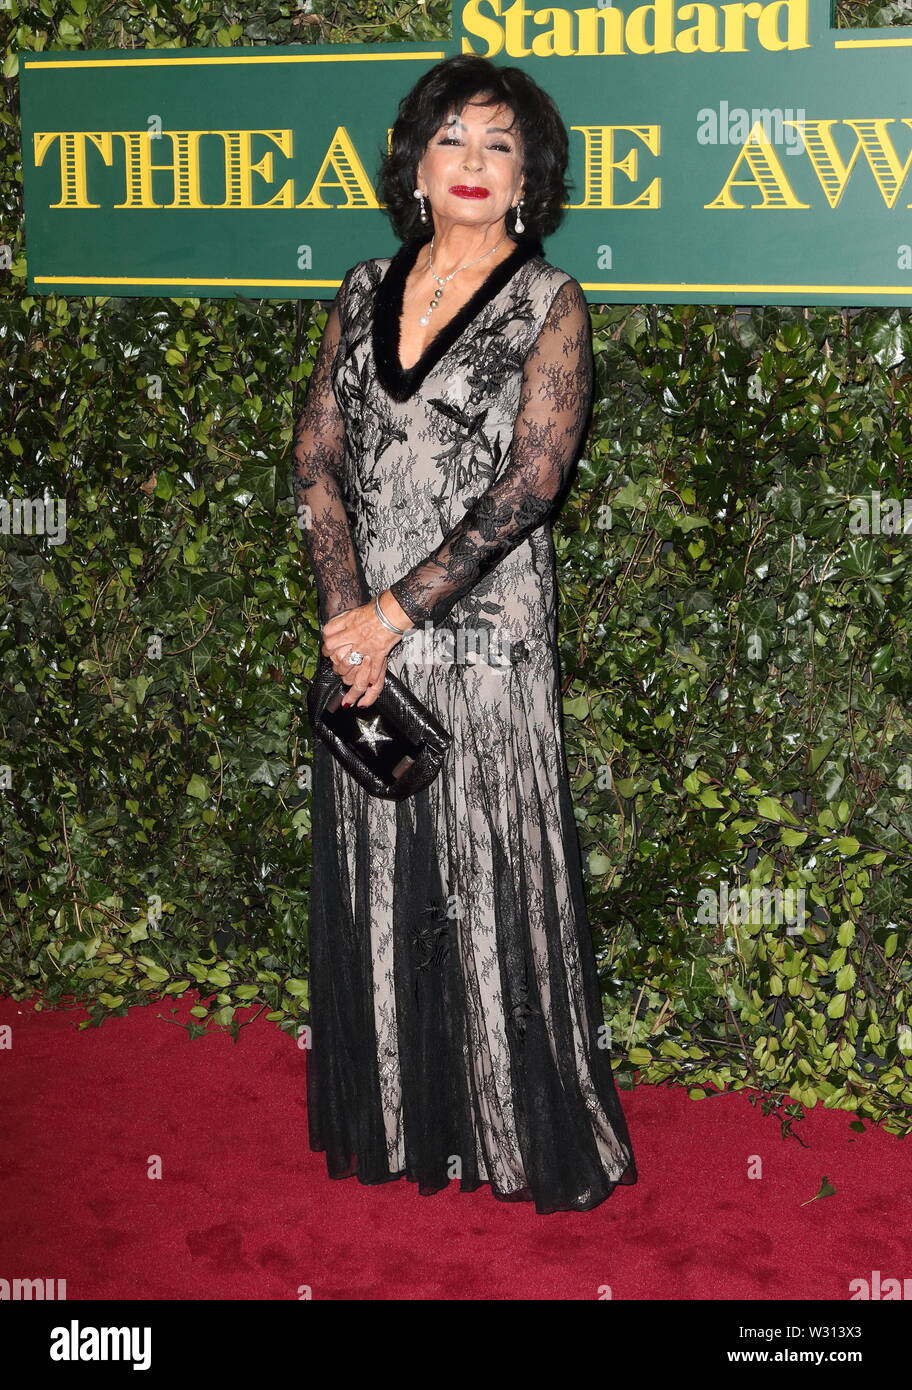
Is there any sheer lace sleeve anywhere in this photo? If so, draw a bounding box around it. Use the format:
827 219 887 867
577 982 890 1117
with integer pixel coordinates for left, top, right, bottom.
388 277 593 630
291 269 370 625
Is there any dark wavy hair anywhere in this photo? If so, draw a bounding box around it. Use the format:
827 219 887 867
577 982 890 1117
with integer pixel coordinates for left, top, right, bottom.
376 54 570 245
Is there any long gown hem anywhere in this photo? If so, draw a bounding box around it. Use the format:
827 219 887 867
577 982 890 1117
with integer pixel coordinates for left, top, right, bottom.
310 1145 638 1215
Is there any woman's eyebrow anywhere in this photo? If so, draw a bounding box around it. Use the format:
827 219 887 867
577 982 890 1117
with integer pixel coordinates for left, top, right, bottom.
441 117 515 135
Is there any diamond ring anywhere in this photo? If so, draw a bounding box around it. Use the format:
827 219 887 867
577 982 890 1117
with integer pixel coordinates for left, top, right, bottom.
346 649 365 666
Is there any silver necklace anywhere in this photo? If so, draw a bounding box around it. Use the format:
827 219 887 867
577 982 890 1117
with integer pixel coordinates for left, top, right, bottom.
418 233 508 325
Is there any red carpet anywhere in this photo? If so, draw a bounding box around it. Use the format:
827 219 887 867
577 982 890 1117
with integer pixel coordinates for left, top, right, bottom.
1 992 909 1300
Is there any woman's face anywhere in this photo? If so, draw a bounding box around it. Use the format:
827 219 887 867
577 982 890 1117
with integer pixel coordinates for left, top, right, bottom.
416 99 525 234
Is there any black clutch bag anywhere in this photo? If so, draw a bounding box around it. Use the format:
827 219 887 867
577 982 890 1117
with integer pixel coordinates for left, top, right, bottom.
306 653 451 801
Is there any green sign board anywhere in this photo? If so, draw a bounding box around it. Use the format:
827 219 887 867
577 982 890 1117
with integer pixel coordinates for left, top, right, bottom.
18 0 912 303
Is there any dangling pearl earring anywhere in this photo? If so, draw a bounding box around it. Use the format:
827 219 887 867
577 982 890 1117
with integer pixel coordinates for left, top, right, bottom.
513 199 524 233
413 188 428 223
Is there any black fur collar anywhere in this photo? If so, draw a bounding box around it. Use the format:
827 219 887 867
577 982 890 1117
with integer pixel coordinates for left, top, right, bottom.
371 233 542 402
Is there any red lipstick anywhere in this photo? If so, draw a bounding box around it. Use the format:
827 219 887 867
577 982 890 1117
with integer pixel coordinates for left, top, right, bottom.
449 185 490 199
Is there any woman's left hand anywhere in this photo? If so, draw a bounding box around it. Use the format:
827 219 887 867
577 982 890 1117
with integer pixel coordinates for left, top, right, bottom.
321 598 403 708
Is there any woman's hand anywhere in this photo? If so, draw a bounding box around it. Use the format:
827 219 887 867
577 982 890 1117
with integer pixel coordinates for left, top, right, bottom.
321 593 411 708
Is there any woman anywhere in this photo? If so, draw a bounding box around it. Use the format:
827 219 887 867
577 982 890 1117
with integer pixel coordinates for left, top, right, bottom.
292 53 637 1214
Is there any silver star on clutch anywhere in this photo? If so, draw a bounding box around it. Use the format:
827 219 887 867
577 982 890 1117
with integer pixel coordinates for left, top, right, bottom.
355 714 392 751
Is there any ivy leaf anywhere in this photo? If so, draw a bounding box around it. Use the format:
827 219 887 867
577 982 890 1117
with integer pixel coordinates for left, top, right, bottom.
189 572 245 602
808 738 836 774
562 696 589 720
800 1176 837 1206
236 463 279 511
870 644 893 679
612 481 647 510
756 796 799 825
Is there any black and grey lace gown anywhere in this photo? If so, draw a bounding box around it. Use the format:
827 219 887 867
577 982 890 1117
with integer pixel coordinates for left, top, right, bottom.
291 233 637 1214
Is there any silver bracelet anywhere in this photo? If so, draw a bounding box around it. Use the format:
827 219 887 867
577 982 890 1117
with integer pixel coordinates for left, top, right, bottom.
373 591 407 636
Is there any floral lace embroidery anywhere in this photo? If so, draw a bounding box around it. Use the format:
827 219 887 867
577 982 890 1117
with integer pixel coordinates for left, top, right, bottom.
388 279 593 629
290 270 370 624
